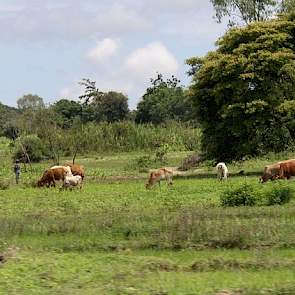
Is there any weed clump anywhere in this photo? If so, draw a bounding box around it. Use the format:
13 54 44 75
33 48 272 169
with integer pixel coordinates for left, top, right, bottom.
0 179 9 190
265 183 293 206
220 184 257 207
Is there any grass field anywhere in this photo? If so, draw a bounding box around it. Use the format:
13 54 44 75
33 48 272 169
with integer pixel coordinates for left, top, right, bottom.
1 139 295 294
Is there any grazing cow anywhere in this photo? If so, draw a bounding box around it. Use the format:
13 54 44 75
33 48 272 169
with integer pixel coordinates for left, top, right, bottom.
63 175 82 190
260 163 281 183
37 166 72 187
51 165 72 176
278 159 295 180
216 162 228 180
67 164 85 180
146 168 173 189
260 159 295 183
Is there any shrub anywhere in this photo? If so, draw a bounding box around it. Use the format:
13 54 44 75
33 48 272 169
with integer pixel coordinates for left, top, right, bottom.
13 135 48 162
135 155 153 169
265 183 293 206
155 143 170 163
0 179 9 190
220 184 257 207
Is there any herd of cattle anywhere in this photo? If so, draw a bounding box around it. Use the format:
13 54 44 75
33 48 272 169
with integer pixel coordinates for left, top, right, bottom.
36 158 295 189
37 164 85 189
145 159 295 188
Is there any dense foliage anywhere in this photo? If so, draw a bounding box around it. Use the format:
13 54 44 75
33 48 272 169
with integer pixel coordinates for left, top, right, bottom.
79 79 129 123
6 120 201 162
220 184 258 206
135 74 194 124
188 13 295 160
211 0 280 26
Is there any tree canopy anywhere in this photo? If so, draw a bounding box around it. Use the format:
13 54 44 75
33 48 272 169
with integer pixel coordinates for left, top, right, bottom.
17 94 45 110
187 13 295 160
52 99 82 128
210 0 279 26
135 74 194 124
79 79 129 123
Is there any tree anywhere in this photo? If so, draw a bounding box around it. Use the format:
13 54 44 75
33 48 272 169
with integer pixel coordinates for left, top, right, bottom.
0 103 19 138
33 108 65 164
52 99 82 128
280 0 295 12
210 0 278 26
187 13 295 160
135 74 194 124
79 79 129 123
17 94 44 110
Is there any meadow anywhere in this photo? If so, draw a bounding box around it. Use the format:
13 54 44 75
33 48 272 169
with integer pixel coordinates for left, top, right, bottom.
1 137 295 294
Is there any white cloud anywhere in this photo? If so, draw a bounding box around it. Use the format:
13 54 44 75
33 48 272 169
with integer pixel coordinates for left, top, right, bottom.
0 2 150 43
94 3 150 34
87 38 119 64
124 42 179 81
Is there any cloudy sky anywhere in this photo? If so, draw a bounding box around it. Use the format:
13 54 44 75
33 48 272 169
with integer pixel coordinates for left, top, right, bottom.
0 0 227 109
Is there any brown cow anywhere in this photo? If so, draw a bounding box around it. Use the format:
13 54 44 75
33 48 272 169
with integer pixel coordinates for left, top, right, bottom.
146 168 173 189
278 159 295 180
260 163 281 183
37 166 70 187
68 164 85 180
260 159 295 183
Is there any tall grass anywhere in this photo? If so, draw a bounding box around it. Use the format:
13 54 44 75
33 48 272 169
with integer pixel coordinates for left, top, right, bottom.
65 121 201 154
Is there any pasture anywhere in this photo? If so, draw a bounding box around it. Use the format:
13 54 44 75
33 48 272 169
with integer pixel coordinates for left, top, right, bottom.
1 141 295 294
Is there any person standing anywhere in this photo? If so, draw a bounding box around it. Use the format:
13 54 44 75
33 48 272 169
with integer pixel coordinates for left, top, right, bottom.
14 159 21 184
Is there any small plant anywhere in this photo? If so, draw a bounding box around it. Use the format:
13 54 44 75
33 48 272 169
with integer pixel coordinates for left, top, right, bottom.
135 155 153 169
265 183 293 206
220 184 257 207
155 143 170 163
0 179 9 190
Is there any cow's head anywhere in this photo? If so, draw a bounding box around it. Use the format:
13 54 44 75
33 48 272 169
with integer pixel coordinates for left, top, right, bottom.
259 172 271 183
37 179 44 187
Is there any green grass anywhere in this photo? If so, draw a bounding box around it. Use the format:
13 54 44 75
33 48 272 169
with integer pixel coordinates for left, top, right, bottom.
2 147 295 293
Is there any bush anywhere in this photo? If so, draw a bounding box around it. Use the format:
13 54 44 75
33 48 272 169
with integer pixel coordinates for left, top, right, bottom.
265 183 293 206
0 179 9 190
220 184 257 207
13 135 48 162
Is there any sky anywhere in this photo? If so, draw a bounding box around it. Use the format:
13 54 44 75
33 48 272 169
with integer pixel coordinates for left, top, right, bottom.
0 0 227 109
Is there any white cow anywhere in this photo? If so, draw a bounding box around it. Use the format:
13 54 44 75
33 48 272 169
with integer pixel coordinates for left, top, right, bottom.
63 175 83 189
216 162 228 180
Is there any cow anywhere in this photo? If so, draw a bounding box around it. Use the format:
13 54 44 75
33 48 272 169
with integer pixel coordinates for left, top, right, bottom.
67 164 85 180
37 166 72 187
51 165 72 176
62 175 83 190
146 168 173 189
278 159 295 180
260 163 281 183
216 162 228 180
260 159 295 183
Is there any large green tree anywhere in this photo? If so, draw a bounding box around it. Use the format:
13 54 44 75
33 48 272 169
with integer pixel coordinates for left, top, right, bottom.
135 74 194 124
17 94 44 110
187 13 295 160
210 0 278 26
79 79 129 123
52 99 82 128
281 0 295 12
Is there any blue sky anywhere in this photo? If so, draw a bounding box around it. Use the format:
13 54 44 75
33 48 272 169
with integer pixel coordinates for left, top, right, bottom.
0 0 227 109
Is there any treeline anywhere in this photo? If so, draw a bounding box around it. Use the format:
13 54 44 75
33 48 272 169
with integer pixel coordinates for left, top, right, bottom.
0 74 199 163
